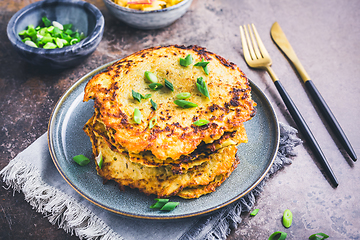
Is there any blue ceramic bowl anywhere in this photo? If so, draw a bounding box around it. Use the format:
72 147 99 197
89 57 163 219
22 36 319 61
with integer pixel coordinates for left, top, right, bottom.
7 0 104 69
103 0 193 30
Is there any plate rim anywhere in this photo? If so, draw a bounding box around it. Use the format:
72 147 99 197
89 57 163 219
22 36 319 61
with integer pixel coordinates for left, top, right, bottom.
48 60 280 220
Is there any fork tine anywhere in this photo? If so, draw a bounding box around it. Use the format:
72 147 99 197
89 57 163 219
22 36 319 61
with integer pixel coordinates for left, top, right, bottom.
242 25 257 61
251 24 270 60
247 24 262 59
239 26 252 62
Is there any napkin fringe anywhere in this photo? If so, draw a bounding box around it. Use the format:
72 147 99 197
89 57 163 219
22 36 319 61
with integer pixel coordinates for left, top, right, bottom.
179 122 302 240
0 157 123 240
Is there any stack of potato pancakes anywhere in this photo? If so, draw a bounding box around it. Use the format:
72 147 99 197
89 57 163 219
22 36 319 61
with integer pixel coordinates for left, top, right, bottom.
83 45 256 199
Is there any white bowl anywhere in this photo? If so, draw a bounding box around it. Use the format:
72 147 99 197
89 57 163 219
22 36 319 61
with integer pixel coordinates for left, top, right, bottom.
103 0 193 30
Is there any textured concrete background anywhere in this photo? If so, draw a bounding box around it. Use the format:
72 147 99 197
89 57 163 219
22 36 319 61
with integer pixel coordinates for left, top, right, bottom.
1 0 359 239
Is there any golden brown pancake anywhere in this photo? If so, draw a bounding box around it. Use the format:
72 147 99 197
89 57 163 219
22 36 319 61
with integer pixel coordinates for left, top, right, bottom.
84 45 256 160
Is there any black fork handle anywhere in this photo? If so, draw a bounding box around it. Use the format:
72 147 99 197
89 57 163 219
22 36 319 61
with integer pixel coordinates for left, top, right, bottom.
274 80 339 187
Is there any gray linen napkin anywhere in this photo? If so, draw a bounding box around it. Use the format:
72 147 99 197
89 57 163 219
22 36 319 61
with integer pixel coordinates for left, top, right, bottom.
1 122 301 240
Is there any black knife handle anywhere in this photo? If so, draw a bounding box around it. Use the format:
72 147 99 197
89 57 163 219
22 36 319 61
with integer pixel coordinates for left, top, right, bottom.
274 80 338 187
305 80 357 161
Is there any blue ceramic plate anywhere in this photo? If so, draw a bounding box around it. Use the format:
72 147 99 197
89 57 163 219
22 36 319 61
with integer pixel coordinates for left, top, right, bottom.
48 61 279 220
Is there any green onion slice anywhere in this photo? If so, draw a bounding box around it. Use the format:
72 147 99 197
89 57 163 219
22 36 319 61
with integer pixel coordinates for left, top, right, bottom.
132 90 142 102
174 100 198 108
133 108 142 124
95 151 103 169
268 231 287 240
150 198 169 209
142 93 152 99
144 71 158 83
196 77 210 99
309 233 329 240
179 54 193 67
25 40 38 48
150 99 157 110
194 59 210 75
149 117 157 129
43 42 57 49
250 208 259 216
193 119 209 126
160 202 179 211
42 16 52 27
164 79 174 91
149 83 163 91
282 209 293 228
150 198 179 211
72 154 90 166
176 92 191 100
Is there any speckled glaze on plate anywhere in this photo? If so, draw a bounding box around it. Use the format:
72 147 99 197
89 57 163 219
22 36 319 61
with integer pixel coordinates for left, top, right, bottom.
48 60 279 220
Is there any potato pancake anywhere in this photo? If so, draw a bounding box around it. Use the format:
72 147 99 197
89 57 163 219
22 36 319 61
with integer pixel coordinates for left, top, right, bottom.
84 45 256 160
85 126 239 198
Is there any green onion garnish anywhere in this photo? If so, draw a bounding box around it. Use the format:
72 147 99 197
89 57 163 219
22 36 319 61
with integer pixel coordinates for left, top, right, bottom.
160 202 179 211
144 71 158 83
282 209 293 228
179 54 193 67
164 79 174 91
133 108 142 124
193 119 209 126
132 90 142 102
174 100 198 108
268 231 287 240
72 155 90 166
176 92 191 99
149 117 157 129
150 99 157 110
142 93 152 99
150 198 179 211
18 16 85 49
250 208 259 216
149 83 163 91
196 77 210 99
194 58 210 75
95 151 103 169
309 233 329 240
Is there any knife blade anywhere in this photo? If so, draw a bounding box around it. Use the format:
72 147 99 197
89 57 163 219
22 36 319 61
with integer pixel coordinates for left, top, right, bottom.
270 21 357 161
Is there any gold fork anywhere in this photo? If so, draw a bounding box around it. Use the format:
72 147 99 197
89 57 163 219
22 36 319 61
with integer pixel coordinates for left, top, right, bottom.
239 24 338 187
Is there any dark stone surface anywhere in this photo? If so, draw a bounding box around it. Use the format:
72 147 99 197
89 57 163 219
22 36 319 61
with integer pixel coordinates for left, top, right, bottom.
1 0 359 239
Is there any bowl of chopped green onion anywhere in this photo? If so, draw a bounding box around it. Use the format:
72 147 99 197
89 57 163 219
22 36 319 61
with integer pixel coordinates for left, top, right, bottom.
7 0 104 69
103 0 193 30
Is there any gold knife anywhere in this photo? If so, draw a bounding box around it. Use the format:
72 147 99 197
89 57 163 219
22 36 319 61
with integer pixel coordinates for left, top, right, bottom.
270 22 357 161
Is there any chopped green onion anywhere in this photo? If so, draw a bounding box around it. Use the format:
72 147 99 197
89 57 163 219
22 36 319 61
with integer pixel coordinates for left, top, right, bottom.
174 100 198 108
164 79 174 91
18 17 85 49
150 99 157 110
132 90 142 102
268 231 287 240
160 202 179 211
43 42 57 49
142 93 152 99
176 92 191 99
179 54 193 67
282 209 293 228
194 58 210 75
193 119 209 126
144 71 158 83
150 198 179 211
133 108 142 124
309 233 329 240
149 117 157 129
150 198 169 209
72 154 90 166
196 77 210 99
42 16 51 27
95 151 103 169
149 83 163 91
52 21 64 30
250 208 259 216
24 40 38 48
